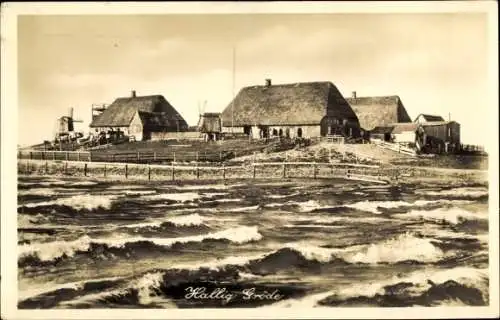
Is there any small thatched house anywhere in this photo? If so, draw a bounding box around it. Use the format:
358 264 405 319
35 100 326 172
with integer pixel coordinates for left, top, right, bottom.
89 91 188 141
346 91 412 131
414 113 445 123
221 79 361 139
198 112 222 141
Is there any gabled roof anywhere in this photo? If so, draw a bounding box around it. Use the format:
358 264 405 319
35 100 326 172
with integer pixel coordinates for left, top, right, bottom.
390 122 419 134
415 114 445 122
221 81 358 126
90 95 187 129
346 95 412 131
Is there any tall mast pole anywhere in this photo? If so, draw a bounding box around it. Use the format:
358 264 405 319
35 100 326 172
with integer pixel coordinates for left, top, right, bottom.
231 46 236 133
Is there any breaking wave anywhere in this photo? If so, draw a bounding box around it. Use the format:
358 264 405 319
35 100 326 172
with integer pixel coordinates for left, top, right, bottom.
415 187 488 198
19 194 117 211
344 199 473 214
141 192 202 202
395 207 488 225
19 226 263 263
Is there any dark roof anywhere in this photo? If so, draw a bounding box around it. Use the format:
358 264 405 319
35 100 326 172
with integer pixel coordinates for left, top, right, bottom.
420 121 458 127
415 114 446 122
90 95 187 129
346 95 412 131
198 113 222 133
221 81 359 126
390 122 419 134
370 125 394 134
138 112 187 132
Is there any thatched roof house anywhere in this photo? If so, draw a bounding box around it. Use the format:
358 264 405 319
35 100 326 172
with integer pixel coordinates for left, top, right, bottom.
90 91 188 141
345 92 412 131
198 113 222 133
414 113 445 123
221 80 360 139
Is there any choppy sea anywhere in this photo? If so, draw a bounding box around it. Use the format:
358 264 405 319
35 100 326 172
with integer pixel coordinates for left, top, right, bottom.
17 176 489 308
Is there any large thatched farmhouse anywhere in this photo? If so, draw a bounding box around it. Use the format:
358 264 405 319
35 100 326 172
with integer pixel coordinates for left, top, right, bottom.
221 80 361 139
345 91 412 131
90 91 188 141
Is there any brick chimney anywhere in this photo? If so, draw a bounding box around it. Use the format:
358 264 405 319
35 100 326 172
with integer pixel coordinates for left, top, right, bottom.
265 79 272 87
131 90 136 98
351 91 357 99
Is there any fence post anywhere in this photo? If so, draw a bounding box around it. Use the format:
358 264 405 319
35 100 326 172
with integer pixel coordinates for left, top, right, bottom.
66 152 69 161
125 164 128 179
219 151 222 162
29 151 32 160
283 163 286 178
53 152 55 161
196 163 200 179
45 161 48 173
148 165 151 181
171 162 175 180
196 151 199 162
173 152 176 163
253 164 256 179
313 162 317 179
77 152 80 162
153 152 157 162
137 151 140 162
84 163 87 176
222 164 225 180
104 164 106 177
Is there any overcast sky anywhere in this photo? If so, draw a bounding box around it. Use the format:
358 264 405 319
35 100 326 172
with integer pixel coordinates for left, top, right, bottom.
18 13 490 146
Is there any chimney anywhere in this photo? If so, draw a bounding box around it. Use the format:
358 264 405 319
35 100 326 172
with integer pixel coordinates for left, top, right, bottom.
265 79 272 87
131 90 136 98
351 91 357 99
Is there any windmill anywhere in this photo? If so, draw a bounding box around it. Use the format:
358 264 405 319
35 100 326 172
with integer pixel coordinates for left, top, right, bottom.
197 100 207 130
54 107 83 149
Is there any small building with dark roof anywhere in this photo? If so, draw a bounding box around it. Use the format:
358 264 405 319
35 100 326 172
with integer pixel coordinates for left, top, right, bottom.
414 113 445 123
345 91 412 131
89 91 188 141
198 112 222 141
221 79 361 139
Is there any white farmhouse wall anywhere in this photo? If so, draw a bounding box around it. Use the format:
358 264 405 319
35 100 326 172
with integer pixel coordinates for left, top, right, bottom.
129 111 143 141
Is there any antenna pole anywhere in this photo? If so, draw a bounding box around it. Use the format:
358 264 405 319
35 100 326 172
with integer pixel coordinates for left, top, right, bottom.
231 46 236 133
448 112 451 121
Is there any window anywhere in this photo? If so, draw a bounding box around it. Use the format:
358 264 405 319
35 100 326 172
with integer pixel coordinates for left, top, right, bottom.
297 128 303 138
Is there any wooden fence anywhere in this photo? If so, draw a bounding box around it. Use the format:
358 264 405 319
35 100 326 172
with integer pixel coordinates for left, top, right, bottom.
18 159 389 184
17 150 234 164
372 140 417 156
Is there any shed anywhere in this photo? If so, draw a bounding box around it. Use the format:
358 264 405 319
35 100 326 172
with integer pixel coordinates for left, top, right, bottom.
198 112 222 141
414 114 446 123
345 92 412 131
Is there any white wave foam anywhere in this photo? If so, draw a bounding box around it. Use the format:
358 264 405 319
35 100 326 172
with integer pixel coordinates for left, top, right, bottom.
201 192 229 198
395 207 488 225
227 205 259 212
339 232 445 264
19 235 92 261
273 233 445 265
19 226 262 261
295 200 324 212
58 287 129 306
301 266 489 306
415 187 488 198
94 225 262 248
20 194 116 210
345 199 473 214
215 198 242 203
131 271 164 305
267 192 299 199
141 192 201 202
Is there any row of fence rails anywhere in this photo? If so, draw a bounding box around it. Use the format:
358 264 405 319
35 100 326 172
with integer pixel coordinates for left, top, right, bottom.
89 150 235 164
18 149 92 162
372 140 417 156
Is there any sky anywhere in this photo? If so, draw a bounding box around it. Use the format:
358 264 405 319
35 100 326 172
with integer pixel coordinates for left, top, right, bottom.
17 13 491 147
